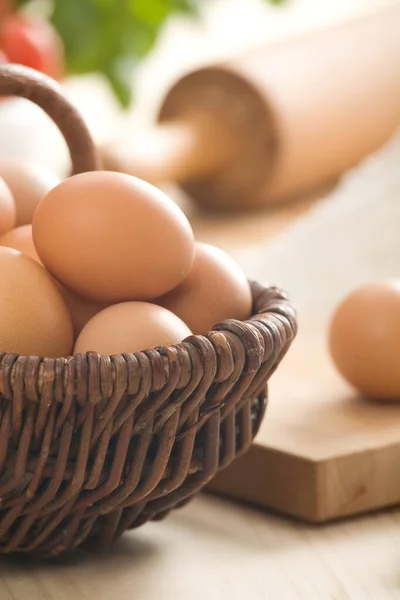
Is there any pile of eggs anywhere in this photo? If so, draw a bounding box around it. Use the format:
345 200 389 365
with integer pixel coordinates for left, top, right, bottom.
0 161 252 358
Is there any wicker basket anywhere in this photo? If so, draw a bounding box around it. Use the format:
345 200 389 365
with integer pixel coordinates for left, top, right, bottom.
0 65 297 556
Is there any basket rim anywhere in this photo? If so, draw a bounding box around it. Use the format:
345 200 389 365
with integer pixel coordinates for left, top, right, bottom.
0 281 297 389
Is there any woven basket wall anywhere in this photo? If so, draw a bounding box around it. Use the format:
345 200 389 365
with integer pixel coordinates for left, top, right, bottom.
0 65 297 556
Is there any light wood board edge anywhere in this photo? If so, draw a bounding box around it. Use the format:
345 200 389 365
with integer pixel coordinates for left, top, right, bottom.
207 439 400 523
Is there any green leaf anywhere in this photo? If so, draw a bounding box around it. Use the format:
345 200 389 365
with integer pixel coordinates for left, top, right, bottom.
102 60 134 107
127 0 170 24
14 0 284 107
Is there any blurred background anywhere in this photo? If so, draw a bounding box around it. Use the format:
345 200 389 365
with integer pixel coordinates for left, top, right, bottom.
0 0 399 320
0 0 397 173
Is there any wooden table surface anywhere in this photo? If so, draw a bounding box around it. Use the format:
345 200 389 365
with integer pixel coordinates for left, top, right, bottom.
1 494 400 600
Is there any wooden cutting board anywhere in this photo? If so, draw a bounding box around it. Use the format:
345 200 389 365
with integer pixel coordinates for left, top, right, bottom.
208 320 400 523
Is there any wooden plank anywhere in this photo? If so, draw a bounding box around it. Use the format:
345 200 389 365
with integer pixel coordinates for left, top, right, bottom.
2 495 400 600
208 444 320 522
208 328 400 522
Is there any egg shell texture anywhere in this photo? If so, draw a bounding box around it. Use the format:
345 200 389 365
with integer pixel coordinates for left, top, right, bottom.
0 176 16 236
0 247 73 357
74 301 192 356
60 286 109 337
157 242 252 334
0 225 40 263
0 159 59 226
33 171 195 302
329 280 400 400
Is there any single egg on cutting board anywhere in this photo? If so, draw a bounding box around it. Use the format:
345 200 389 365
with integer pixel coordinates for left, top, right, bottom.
33 172 195 302
0 247 73 357
329 280 400 401
0 176 16 235
0 159 59 226
74 302 192 356
1 225 40 263
157 242 252 334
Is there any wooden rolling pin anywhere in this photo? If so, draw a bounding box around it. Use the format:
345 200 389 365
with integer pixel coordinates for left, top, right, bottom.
103 6 400 210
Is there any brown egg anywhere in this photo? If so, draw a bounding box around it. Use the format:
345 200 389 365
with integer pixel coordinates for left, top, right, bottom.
0 247 73 356
74 301 192 355
0 225 40 263
33 172 195 302
0 227 105 336
0 176 16 236
329 280 400 400
157 242 252 334
0 159 59 226
60 286 109 337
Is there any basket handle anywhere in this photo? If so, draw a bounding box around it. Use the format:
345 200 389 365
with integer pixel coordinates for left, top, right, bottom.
0 64 101 174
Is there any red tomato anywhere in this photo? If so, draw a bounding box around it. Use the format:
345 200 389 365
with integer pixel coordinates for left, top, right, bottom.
0 15 64 80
